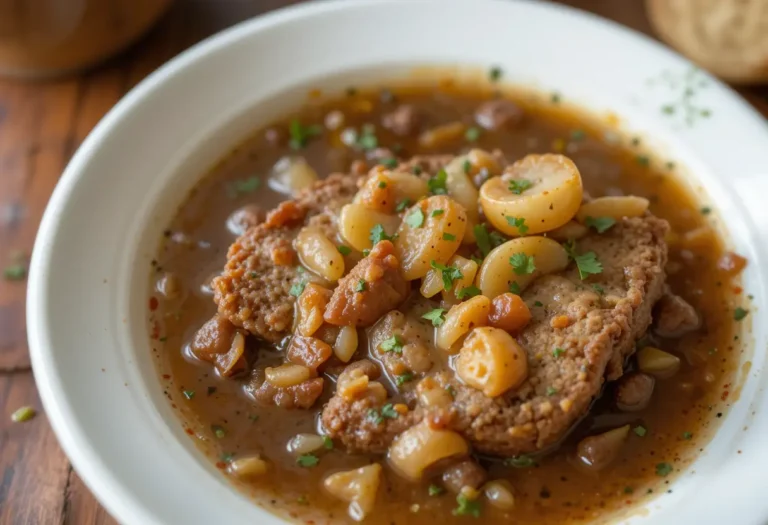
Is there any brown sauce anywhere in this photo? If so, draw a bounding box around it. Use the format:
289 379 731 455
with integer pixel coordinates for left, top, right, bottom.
149 79 744 524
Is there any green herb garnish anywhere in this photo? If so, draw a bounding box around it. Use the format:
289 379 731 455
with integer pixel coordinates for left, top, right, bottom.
489 66 503 82
396 372 414 387
289 119 322 149
370 223 396 245
380 335 404 354
564 241 603 279
323 436 334 449
506 216 529 235
430 260 464 290
227 176 262 198
297 454 319 468
655 462 673 477
211 425 226 439
504 455 535 468
396 199 412 212
734 307 749 321
553 348 565 358
354 279 367 292
337 245 352 255
289 281 306 297
634 425 647 437
584 216 616 234
457 285 482 300
508 179 533 195
406 208 425 228
380 158 398 169
509 281 521 295
429 484 445 496
182 390 195 400
422 308 446 327
428 169 448 195
443 233 456 241
465 127 481 142
453 494 482 518
509 253 536 275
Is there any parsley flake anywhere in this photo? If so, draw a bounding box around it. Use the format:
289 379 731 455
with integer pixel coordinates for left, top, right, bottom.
4 264 26 281
734 307 749 321
634 425 647 437
395 199 412 212
553 347 565 358
504 455 535 468
453 494 482 518
422 308 446 327
226 176 262 198
655 462 673 477
457 285 482 300
380 158 398 169
489 66 503 82
509 253 536 275
380 335 404 354
429 484 445 496
289 119 322 150
182 390 195 400
534 300 544 307
428 169 448 195
509 281 521 295
337 245 352 255
289 281 306 297
443 233 456 241
584 216 616 234
370 223 396 245
430 261 464 290
354 279 367 292
323 436 334 449
506 216 529 235
682 431 693 440
381 404 399 419
465 127 481 142
508 179 533 195
546 386 557 396
297 454 319 468
564 241 603 279
592 284 605 295
432 209 444 217
406 208 425 228
396 372 414 387
462 159 472 174
211 425 226 439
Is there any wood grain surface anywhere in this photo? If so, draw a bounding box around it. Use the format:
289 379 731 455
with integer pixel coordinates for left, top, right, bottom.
0 1 766 524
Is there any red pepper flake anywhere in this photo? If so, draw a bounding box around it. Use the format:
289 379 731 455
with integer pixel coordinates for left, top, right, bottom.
149 296 158 311
733 286 743 294
162 374 171 380
721 390 729 401
185 427 194 435
151 320 161 339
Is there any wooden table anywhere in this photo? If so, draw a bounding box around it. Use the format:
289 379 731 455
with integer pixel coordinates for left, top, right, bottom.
1 1 766 523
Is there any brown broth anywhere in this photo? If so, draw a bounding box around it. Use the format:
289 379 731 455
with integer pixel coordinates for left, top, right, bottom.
148 81 743 524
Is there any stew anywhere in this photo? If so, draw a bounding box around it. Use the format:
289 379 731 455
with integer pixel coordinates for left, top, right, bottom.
148 74 746 524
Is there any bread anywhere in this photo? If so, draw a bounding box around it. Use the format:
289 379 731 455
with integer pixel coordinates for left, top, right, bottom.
646 0 768 84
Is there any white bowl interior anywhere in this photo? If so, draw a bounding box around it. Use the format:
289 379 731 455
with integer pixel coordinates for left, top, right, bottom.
28 1 768 524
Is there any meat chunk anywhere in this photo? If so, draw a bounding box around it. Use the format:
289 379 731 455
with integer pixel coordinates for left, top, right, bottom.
382 104 422 136
323 241 409 327
323 215 668 456
615 372 655 412
654 293 701 338
213 174 360 342
190 315 236 358
287 335 332 371
474 100 524 130
442 460 487 493
253 377 324 409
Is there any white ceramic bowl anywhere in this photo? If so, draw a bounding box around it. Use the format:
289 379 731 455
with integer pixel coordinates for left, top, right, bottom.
28 1 768 524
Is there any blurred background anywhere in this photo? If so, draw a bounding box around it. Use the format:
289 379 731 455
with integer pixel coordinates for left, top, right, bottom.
0 1 766 523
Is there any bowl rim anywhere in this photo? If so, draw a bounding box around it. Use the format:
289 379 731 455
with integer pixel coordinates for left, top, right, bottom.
27 0 768 524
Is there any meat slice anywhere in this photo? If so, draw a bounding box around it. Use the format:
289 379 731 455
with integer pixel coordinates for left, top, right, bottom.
653 292 701 338
474 100 524 130
213 174 360 342
324 240 409 327
322 215 668 456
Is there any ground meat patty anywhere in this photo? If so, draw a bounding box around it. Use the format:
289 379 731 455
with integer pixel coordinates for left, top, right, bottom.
322 215 668 457
213 174 360 342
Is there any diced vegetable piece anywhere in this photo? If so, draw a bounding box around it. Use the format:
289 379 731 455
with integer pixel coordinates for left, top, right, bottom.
417 377 454 408
615 372 655 412
269 156 319 195
419 122 465 148
637 347 681 378
394 196 467 280
576 196 649 223
324 464 382 522
296 283 333 337
576 425 630 472
388 421 469 481
455 327 528 397
436 296 491 352
487 293 532 333
286 335 332 370
296 226 345 282
355 170 396 213
444 155 480 231
334 325 359 363
421 255 478 301
265 363 312 388
287 433 327 456
227 456 268 479
339 203 400 252
483 480 516 510
386 170 430 204
480 154 583 235
475 236 569 298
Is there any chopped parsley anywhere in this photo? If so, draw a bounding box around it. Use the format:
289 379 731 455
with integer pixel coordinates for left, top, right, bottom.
380 158 398 169
534 300 544 307
509 253 536 275
182 390 195 400
489 66 503 82
508 179 533 195
564 241 603 279
504 455 535 468
412 165 423 175
370 223 396 245
506 216 529 235
395 199 412 212
405 208 425 228
297 495 309 505
553 347 565 358
356 124 378 150
367 408 384 425
297 454 320 468
551 92 561 104
288 119 322 149
457 285 482 300
422 308 446 327
734 307 749 321
380 335 404 354
592 284 605 295
546 387 557 396
509 281 521 295
624 486 634 494
465 127 481 142
682 431 693 440
226 176 262 198
289 281 306 297
443 233 456 241
220 452 235 463
354 279 367 292
700 206 712 215
584 216 616 234
428 484 445 496
381 404 399 419
462 159 472 174
430 261 464 290
474 224 493 257
445 385 456 397
428 169 448 195
337 245 352 255
633 425 647 437
323 436 334 449
207 386 217 396
2 262 25 281
432 209 444 217
453 494 482 517
396 372 414 387
655 462 673 477
378 181 387 189
636 155 650 167
211 425 226 439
